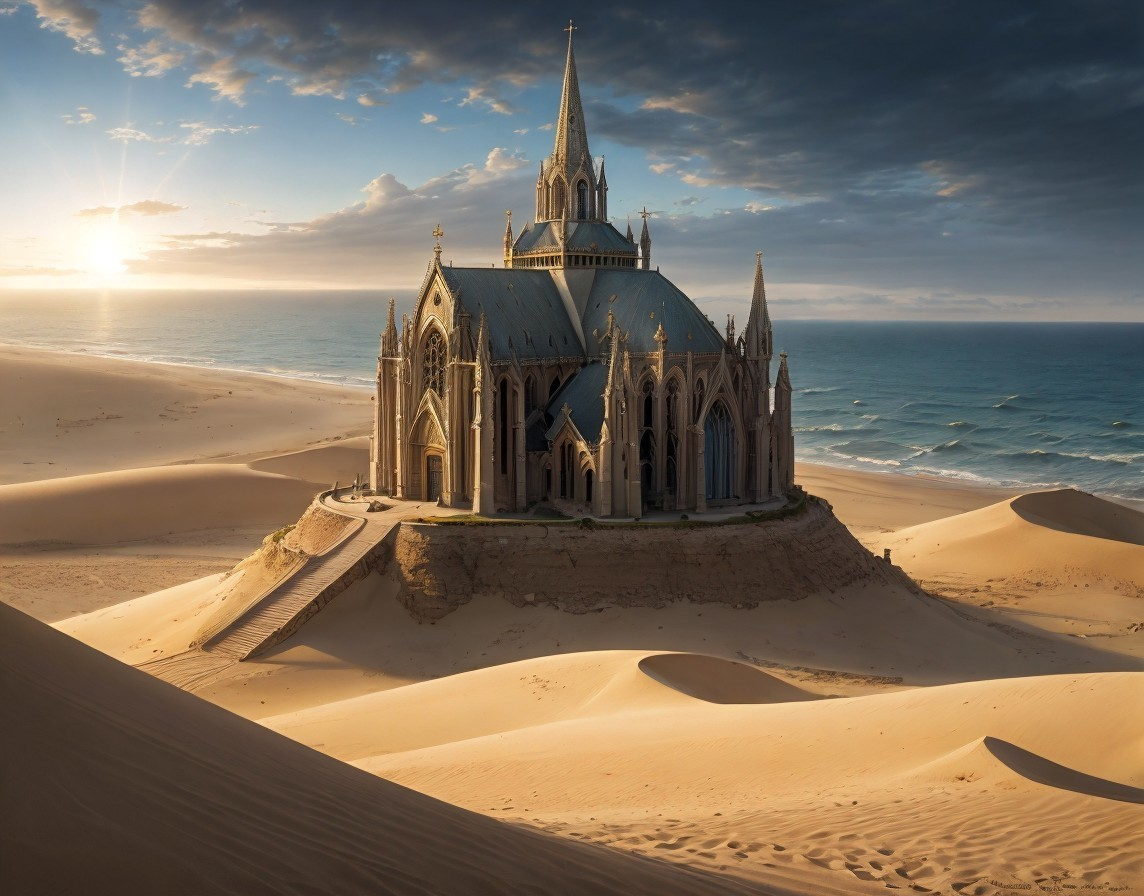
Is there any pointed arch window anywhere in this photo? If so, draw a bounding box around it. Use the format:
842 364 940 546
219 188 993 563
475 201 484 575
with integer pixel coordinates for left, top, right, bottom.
423 329 446 397
704 400 736 501
666 378 680 492
577 181 588 219
552 180 566 219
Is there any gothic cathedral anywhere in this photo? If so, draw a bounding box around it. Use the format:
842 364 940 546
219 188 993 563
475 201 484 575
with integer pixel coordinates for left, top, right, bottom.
370 25 794 516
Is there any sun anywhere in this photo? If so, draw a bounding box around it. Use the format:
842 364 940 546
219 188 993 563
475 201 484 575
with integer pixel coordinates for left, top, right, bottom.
82 216 134 276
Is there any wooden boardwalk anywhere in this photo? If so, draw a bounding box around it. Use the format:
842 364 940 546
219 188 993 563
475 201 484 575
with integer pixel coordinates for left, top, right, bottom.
136 650 235 691
135 498 443 691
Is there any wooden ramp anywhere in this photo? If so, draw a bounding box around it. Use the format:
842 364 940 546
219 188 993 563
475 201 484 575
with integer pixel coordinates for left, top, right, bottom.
136 650 236 691
134 499 442 690
204 512 397 660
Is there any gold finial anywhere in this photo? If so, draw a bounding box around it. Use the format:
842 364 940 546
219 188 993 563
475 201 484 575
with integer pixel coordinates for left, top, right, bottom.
433 224 443 259
756 250 763 263
640 206 650 220
564 19 577 36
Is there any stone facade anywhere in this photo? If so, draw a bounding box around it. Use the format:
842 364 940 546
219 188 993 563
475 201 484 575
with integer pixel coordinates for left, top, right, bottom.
370 26 794 517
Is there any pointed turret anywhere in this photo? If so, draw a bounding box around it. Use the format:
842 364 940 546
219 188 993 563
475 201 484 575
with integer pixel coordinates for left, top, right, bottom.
744 251 772 362
639 208 651 270
625 218 634 243
596 156 608 221
771 352 794 497
502 210 513 267
381 297 399 358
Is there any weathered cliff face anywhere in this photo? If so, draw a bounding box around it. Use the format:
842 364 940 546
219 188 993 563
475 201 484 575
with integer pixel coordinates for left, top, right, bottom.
390 500 916 623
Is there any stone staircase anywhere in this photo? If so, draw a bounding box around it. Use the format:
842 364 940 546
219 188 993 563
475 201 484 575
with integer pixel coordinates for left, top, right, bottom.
136 496 437 691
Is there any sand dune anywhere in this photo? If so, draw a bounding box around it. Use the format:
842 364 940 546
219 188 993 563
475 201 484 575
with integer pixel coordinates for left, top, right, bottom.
0 345 371 485
261 650 824 762
337 665 1143 892
1 603 765 896
885 488 1144 591
183 556 1135 723
6 346 1142 895
1009 488 1144 544
910 735 1144 804
0 464 321 545
883 488 1144 655
637 652 825 704
796 461 1017 538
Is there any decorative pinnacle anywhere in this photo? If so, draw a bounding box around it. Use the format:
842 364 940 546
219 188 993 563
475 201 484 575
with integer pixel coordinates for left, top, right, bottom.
564 19 577 36
432 224 443 259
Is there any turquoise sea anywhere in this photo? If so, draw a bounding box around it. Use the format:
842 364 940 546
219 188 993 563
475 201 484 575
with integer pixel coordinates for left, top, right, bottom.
2 290 1141 501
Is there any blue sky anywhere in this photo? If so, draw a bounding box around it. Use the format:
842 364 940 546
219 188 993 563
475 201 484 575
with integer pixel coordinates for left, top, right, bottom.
1 1 1141 321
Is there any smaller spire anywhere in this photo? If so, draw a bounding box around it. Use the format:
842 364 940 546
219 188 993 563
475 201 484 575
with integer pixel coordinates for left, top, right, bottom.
744 250 773 361
639 207 651 271
625 217 634 243
382 297 398 354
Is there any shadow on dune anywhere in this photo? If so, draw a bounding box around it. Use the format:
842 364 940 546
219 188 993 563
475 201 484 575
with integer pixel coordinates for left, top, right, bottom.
983 736 1144 804
1009 489 1144 546
637 653 825 704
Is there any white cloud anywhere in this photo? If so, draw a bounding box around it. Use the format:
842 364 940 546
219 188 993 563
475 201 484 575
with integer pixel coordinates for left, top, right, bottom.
186 58 256 104
420 112 438 125
106 126 173 143
357 91 388 107
27 0 102 54
458 85 519 116
179 121 258 145
117 38 185 77
77 200 186 217
336 112 365 125
62 105 95 125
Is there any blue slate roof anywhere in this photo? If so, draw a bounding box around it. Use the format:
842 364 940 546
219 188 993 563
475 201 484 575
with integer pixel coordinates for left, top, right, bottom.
543 361 609 444
582 270 725 356
439 267 581 361
514 220 635 255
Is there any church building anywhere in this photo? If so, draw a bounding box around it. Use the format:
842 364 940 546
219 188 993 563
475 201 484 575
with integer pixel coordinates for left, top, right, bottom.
370 25 794 516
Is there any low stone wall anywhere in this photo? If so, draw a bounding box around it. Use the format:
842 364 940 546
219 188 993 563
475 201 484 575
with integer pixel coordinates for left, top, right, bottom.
390 499 917 623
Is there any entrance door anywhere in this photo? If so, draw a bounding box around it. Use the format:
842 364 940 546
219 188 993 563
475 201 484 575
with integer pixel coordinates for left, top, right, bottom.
426 455 442 502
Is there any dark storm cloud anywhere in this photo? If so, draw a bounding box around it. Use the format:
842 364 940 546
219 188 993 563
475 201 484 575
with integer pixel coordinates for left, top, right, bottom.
34 0 1141 312
61 1 1139 227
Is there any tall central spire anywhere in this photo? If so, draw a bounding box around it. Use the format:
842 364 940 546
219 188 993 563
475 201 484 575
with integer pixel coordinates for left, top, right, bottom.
534 22 601 223
553 20 591 170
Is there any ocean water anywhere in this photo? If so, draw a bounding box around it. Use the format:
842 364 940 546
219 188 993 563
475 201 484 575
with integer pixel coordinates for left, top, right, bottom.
2 291 1141 501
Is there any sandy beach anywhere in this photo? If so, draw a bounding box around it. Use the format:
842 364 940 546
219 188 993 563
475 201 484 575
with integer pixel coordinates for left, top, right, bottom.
2 346 1141 895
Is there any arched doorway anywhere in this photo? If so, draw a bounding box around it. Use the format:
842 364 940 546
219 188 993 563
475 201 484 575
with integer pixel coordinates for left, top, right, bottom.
426 454 443 502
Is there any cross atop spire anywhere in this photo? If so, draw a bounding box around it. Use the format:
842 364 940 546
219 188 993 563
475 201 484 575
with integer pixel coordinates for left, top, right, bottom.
564 19 577 36
432 224 443 260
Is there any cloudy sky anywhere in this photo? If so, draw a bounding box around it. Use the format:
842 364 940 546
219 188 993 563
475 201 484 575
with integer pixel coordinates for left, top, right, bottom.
1 1 1140 320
